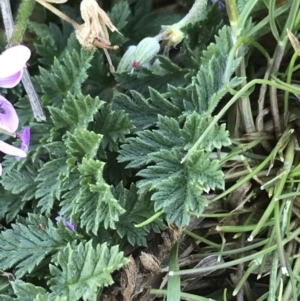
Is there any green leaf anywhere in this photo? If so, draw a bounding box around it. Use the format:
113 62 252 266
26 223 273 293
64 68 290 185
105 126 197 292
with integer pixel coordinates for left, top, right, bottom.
49 94 103 135
182 113 231 151
0 296 15 301
195 26 243 113
0 275 11 295
0 188 26 223
93 104 134 152
139 149 213 226
35 41 94 105
124 0 181 42
66 129 102 163
167 242 180 301
60 169 82 217
85 51 115 101
0 214 78 278
113 184 166 246
109 1 131 30
118 115 182 168
11 280 47 301
35 295 67 301
35 157 68 214
28 22 57 66
48 241 129 301
119 112 230 226
74 158 125 233
113 89 182 130
0 164 39 202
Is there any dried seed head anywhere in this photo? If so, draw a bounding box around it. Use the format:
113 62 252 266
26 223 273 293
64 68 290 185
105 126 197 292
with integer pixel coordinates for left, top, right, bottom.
76 0 120 50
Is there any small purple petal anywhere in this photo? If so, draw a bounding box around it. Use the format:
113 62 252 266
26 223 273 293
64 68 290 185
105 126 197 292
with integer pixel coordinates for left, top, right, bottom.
0 95 19 134
19 127 30 153
211 0 225 9
0 70 23 89
0 140 27 157
55 216 75 231
65 221 75 231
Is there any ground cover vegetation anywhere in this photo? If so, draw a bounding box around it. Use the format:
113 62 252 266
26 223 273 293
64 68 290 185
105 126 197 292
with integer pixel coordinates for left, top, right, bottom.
0 0 300 300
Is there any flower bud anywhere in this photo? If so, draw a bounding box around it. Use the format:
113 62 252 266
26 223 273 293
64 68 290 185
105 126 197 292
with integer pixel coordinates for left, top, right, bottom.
132 37 160 70
117 46 137 73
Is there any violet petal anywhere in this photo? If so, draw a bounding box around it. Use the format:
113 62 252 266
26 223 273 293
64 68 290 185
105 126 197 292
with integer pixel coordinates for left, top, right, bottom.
0 45 31 78
0 95 19 134
19 127 30 153
0 140 27 157
211 0 225 9
65 220 75 231
0 45 30 88
55 216 75 231
0 70 23 89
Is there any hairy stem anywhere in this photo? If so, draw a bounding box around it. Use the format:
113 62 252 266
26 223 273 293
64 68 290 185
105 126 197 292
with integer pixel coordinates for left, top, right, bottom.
9 0 36 46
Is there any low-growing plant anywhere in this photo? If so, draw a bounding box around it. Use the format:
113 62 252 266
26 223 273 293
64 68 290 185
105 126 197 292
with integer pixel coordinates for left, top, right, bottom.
0 0 300 300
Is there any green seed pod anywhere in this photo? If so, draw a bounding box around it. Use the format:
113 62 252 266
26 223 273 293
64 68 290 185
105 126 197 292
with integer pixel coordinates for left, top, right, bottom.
117 45 137 73
132 37 160 70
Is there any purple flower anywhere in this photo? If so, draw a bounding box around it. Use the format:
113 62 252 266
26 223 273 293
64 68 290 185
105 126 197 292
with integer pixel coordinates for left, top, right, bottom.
55 216 75 232
0 45 31 88
0 95 27 175
0 95 19 134
19 127 30 153
211 0 225 10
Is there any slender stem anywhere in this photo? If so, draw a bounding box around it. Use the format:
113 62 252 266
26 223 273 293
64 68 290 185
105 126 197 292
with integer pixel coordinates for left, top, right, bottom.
249 135 294 242
183 229 221 249
216 220 274 233
169 226 300 276
268 40 286 139
283 250 300 301
275 138 295 274
233 261 257 296
269 0 280 41
236 47 255 133
176 0 208 28
181 78 300 164
268 250 279 300
35 0 79 29
275 191 300 201
284 47 300 126
179 239 268 266
259 228 275 278
135 210 163 228
212 129 293 203
167 242 180 301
